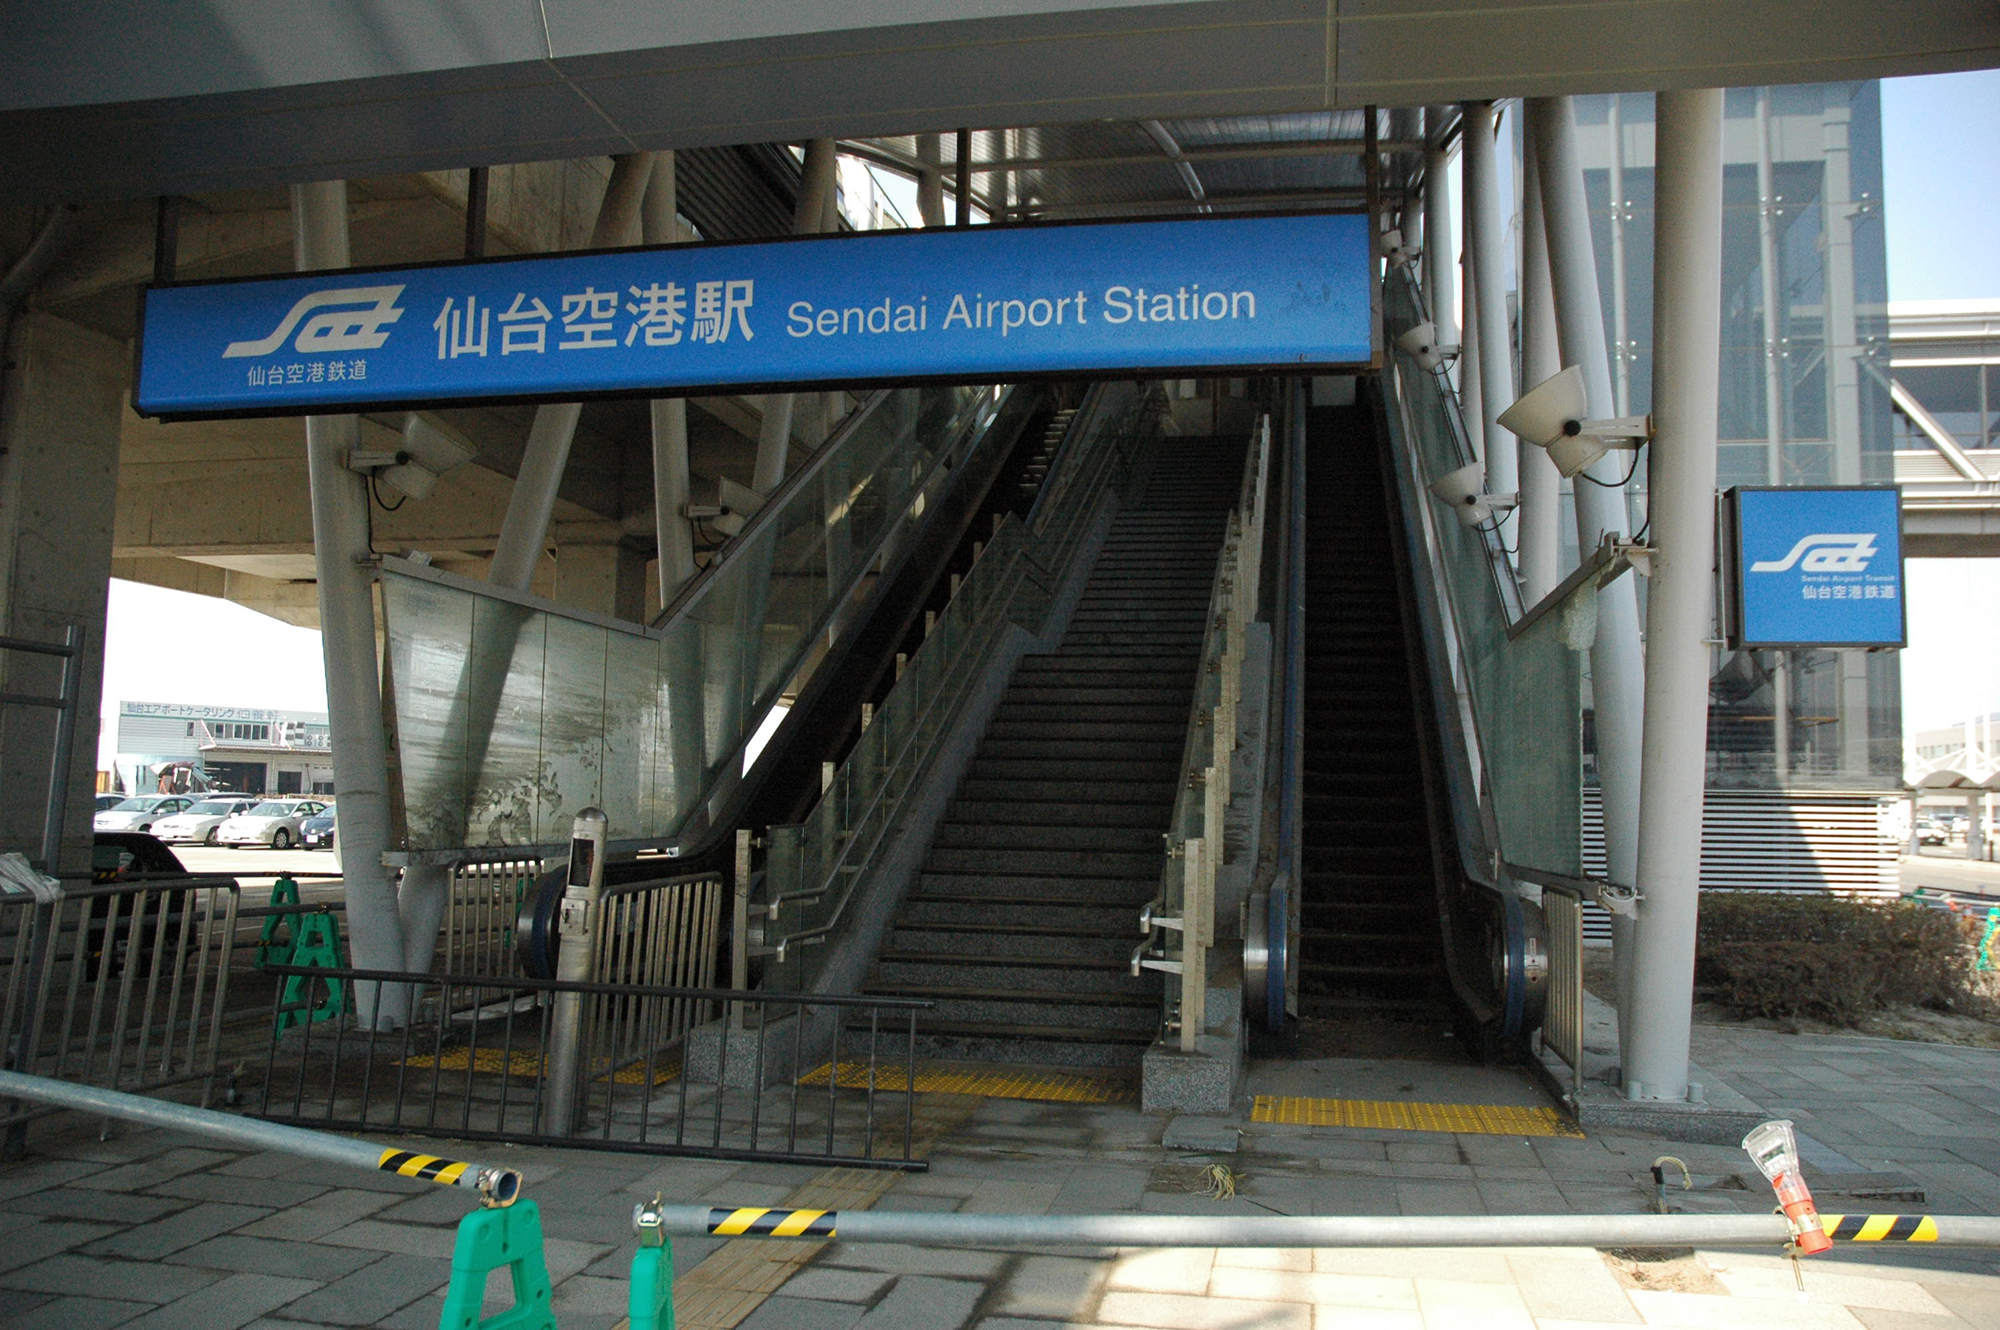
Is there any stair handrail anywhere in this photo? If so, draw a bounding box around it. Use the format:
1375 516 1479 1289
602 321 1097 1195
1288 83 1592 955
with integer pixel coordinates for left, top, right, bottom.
1132 415 1273 1052
747 382 1163 993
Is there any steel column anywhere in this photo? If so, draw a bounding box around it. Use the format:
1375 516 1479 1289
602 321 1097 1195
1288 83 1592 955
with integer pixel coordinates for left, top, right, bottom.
1517 126 1563 602
489 153 656 590
1528 99 1648 1042
1422 109 1457 378
1461 101 1516 532
293 179 406 1028
754 139 837 495
1626 88 1726 1104
645 152 699 602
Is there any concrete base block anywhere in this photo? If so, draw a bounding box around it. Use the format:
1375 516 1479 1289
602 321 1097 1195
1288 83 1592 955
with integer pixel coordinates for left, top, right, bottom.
683 1013 807 1089
1142 1036 1240 1114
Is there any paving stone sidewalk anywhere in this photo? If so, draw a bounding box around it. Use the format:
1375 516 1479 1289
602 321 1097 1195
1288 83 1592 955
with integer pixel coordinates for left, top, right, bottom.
2 1020 1997 1329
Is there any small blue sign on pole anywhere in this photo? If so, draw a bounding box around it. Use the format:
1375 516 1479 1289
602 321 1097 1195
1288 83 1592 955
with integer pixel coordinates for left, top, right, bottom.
132 212 1373 420
1724 485 1905 650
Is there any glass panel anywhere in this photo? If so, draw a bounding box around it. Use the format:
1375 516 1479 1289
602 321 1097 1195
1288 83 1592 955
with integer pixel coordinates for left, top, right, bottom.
381 382 1004 850
1384 273 1583 877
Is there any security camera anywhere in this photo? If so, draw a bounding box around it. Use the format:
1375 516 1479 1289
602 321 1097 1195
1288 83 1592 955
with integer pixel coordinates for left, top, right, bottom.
1497 366 1652 480
1395 322 1457 373
1428 462 1518 529
354 413 479 500
1381 229 1419 267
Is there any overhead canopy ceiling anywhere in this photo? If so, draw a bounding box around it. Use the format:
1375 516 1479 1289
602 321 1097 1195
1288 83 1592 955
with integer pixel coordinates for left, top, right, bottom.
3 0 1995 206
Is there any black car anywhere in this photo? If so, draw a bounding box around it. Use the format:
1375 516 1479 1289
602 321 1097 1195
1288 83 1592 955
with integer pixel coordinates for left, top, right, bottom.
301 806 336 850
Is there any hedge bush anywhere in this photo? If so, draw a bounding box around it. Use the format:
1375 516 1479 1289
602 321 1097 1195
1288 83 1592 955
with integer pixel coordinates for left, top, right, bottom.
1694 892 1984 1025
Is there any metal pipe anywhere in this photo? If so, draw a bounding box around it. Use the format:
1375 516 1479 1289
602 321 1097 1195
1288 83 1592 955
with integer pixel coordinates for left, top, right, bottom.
1626 87 1726 1105
1527 99 1647 1030
0 1070 522 1205
1752 89 1792 782
1517 127 1563 602
293 179 406 1029
1461 101 1516 537
663 1204 1944 1250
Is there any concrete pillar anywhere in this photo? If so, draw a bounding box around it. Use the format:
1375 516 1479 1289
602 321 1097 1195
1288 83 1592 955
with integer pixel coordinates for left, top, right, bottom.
293 180 408 1026
1967 792 1986 862
1625 87 1725 1105
0 313 123 875
1517 127 1564 603
1529 98 1649 1033
1461 101 1516 529
753 139 838 496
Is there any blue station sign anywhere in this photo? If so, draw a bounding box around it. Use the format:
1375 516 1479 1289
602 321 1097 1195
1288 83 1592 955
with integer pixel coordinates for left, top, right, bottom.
133 213 1373 419
1724 486 1906 650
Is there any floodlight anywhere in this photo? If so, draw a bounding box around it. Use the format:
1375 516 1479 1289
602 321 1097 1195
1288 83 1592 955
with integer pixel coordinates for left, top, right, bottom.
1497 366 1653 480
1428 462 1517 529
1395 322 1456 373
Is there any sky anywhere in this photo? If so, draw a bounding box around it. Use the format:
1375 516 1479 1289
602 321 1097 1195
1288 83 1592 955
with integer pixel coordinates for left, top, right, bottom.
96 71 2000 767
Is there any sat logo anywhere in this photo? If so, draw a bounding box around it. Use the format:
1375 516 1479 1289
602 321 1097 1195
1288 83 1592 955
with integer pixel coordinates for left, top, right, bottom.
1749 534 1878 574
223 286 406 358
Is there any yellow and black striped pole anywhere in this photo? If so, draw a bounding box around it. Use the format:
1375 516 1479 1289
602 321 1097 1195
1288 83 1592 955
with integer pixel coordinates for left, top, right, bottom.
708 1206 839 1238
1819 1214 1940 1243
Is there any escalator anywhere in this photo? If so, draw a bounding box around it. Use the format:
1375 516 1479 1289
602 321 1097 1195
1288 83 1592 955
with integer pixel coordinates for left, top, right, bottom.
1295 404 1456 1052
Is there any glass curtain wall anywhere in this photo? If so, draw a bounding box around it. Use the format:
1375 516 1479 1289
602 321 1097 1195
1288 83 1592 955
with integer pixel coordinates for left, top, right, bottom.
1569 82 1902 790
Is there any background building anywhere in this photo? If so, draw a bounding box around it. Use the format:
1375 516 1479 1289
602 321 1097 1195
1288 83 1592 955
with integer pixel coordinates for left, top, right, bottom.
1569 83 1904 896
111 700 332 797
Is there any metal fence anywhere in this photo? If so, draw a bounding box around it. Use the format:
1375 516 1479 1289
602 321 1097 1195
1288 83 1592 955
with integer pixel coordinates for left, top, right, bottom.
591 872 725 1062
1537 881 1586 1101
254 963 928 1168
1 876 240 1125
442 857 545 978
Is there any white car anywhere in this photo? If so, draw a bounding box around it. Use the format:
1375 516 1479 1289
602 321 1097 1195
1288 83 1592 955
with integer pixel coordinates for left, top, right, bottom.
150 797 261 845
93 794 195 834
217 799 328 849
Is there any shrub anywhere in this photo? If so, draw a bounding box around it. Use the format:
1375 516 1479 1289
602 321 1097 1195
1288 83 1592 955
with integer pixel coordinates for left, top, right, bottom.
1694 892 1981 1026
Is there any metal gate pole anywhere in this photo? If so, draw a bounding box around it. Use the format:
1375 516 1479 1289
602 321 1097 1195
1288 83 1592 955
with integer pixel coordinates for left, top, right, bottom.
0 1070 522 1205
665 1204 2000 1250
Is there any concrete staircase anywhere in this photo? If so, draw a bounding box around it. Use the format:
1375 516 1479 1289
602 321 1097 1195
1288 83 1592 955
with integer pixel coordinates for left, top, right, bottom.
1297 406 1446 1019
860 436 1247 1067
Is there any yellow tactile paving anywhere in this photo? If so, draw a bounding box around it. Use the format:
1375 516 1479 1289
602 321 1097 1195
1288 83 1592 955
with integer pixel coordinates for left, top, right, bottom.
796 1061 1137 1104
397 1046 679 1085
1250 1094 1584 1138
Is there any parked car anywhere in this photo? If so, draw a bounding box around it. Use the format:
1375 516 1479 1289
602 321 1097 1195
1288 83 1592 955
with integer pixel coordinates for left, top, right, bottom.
95 793 126 813
92 794 195 834
151 797 261 846
216 798 327 849
1917 819 1949 847
300 805 336 850
92 831 191 883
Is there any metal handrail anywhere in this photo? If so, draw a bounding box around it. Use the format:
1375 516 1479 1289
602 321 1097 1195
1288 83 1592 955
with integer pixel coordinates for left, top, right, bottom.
1135 415 1272 1051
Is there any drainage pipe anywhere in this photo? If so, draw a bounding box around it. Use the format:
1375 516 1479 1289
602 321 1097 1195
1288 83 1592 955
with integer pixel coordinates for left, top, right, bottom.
0 1071 522 1206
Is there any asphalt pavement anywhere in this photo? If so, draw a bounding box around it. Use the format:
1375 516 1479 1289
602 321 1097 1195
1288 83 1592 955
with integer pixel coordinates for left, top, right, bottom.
1902 851 2000 899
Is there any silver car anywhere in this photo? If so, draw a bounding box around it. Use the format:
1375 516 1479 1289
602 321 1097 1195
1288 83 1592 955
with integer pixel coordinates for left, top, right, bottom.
151 797 260 845
217 799 327 850
93 795 195 835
